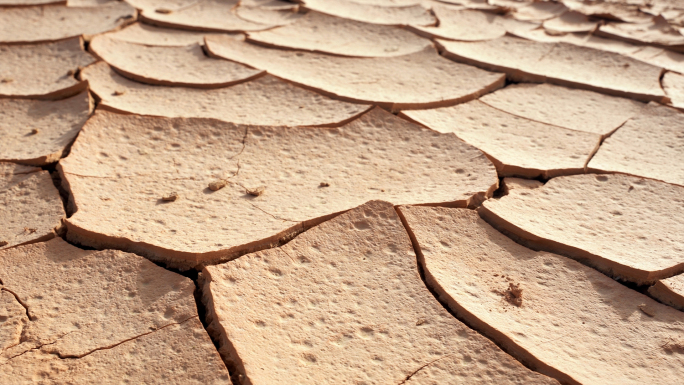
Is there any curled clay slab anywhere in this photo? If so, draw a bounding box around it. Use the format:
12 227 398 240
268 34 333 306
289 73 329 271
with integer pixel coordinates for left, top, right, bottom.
206 36 505 110
399 205 684 385
500 177 543 195
437 36 666 102
234 3 302 26
1 318 230 384
0 91 92 165
301 0 436 26
104 22 227 46
58 108 498 268
512 1 567 21
599 16 684 50
663 71 684 108
0 239 230 382
0 2 136 44
402 100 601 178
201 200 558 384
562 0 651 23
0 0 64 5
480 83 643 137
0 37 94 99
407 7 506 41
514 28 684 74
246 11 432 57
649 274 684 311
542 11 598 33
0 163 65 250
588 102 684 187
89 35 263 87
480 173 684 284
80 61 371 127
139 0 273 32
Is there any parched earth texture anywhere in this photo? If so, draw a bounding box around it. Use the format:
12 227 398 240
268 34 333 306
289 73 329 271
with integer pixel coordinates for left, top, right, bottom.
1 0 684 384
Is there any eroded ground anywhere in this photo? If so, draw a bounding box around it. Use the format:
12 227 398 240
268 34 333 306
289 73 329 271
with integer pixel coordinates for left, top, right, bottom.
1 0 684 384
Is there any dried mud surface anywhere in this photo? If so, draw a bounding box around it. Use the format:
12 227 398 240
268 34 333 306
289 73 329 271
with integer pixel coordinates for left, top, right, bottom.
3 0 684 383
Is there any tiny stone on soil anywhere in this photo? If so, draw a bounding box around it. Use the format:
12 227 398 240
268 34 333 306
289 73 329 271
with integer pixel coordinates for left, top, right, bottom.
208 179 228 191
162 192 179 202
319 182 330 187
246 186 265 197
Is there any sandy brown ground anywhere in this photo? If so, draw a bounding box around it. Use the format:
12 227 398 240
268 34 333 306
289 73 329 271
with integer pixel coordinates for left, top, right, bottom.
2 1 684 384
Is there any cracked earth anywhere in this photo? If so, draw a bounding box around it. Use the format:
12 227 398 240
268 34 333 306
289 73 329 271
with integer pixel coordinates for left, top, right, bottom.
1 0 684 384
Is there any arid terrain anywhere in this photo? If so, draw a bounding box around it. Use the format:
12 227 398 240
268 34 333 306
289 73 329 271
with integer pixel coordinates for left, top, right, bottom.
1 0 684 384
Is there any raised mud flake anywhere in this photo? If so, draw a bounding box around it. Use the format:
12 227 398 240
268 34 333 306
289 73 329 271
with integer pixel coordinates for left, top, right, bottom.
234 2 302 26
438 35 666 103
399 205 684 385
206 36 505 110
598 15 684 49
480 173 684 284
649 274 684 311
301 0 435 26
59 108 498 268
0 2 136 44
89 35 263 88
0 318 231 384
0 163 64 250
104 22 227 47
201 201 558 384
0 37 94 99
139 0 273 32
402 100 600 178
480 83 643 137
0 0 65 5
588 102 684 187
562 0 651 23
0 91 91 166
663 71 684 109
80 61 370 127
0 238 198 361
542 11 598 33
512 1 567 21
246 11 431 58
500 177 543 195
406 7 506 41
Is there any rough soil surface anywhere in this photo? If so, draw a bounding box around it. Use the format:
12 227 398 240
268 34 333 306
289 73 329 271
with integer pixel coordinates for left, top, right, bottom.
246 11 432 57
0 91 91 165
0 238 196 359
201 200 558 384
59 108 497 268
438 35 667 102
104 22 227 46
400 205 684 385
0 2 136 44
480 173 684 284
0 318 230 384
402 100 601 178
588 102 684 187
0 37 95 99
301 0 436 26
89 35 264 87
480 82 642 137
0 238 230 381
0 163 65 250
206 35 505 110
80 61 371 127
